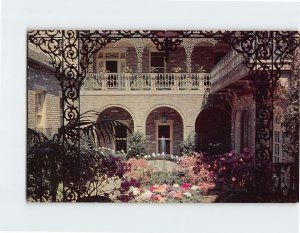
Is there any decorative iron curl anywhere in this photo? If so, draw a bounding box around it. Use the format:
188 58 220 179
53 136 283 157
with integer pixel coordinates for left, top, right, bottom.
28 31 63 84
151 38 182 62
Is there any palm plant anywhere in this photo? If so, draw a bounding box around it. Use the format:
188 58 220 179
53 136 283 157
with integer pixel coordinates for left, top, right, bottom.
27 110 131 202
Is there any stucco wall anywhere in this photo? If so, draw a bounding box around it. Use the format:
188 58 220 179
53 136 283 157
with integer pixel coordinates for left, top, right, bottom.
80 92 206 141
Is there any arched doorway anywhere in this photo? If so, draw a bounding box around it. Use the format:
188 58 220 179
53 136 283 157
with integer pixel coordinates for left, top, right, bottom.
195 107 231 154
145 106 183 155
97 106 134 153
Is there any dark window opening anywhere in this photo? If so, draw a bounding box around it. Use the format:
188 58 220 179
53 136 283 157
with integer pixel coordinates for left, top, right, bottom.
151 52 165 73
115 124 127 152
106 60 118 73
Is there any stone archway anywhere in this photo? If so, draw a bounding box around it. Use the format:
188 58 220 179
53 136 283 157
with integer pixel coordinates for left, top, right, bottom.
145 106 183 155
195 107 231 154
98 106 134 153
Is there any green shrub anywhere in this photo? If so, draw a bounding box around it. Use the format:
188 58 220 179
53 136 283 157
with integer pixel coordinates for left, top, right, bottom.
148 171 183 186
180 132 197 155
127 131 149 158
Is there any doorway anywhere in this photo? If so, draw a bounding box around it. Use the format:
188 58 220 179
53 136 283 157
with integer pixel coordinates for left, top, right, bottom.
157 124 172 154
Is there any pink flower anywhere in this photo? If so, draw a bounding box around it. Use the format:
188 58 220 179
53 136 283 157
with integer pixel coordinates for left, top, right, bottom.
150 194 165 202
153 184 169 195
198 182 216 195
168 190 183 200
182 183 192 189
150 185 159 192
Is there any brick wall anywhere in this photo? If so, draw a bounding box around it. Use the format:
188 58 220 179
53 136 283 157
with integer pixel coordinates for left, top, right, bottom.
142 48 150 73
191 47 214 72
115 44 230 74
97 107 134 150
126 47 137 72
145 107 183 155
27 90 36 129
167 47 187 73
27 59 61 136
44 94 61 130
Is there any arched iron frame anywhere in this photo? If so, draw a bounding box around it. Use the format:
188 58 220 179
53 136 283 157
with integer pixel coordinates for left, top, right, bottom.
28 30 300 202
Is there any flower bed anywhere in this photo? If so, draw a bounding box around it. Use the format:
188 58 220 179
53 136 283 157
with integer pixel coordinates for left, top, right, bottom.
127 183 216 203
198 150 254 192
70 148 253 203
117 153 216 203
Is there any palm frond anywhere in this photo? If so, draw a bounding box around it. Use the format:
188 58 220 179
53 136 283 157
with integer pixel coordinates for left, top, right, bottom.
55 110 132 146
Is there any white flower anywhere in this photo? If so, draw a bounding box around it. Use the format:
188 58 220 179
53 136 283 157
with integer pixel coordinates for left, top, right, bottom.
191 185 199 191
129 187 140 196
183 192 192 198
121 150 124 154
140 190 153 200
129 148 132 151
173 184 180 188
175 156 179 160
157 153 160 156
144 155 148 159
136 155 140 158
152 153 156 157
153 153 156 157
162 152 165 156
170 155 174 159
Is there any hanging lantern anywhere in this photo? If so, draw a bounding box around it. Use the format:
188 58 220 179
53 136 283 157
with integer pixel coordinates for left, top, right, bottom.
161 112 167 123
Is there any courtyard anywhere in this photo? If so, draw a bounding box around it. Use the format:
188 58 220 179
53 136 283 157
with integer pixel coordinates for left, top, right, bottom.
27 30 299 203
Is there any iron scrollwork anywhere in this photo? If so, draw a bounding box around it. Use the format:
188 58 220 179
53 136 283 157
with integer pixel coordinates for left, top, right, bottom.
28 30 300 202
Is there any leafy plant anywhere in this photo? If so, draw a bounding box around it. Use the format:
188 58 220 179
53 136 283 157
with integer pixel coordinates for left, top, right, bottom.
27 110 131 202
180 132 197 155
148 171 183 186
281 75 299 159
127 131 150 158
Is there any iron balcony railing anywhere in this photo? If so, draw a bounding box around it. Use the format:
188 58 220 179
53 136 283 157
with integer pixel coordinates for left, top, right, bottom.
82 73 211 91
210 49 244 85
210 49 292 86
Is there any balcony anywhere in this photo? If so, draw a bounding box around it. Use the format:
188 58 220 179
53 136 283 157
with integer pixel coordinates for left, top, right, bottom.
210 49 247 93
82 73 211 94
210 49 293 93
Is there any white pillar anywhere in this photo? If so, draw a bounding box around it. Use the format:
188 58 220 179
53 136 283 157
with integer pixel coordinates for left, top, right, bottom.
182 38 218 73
123 38 150 74
182 38 198 73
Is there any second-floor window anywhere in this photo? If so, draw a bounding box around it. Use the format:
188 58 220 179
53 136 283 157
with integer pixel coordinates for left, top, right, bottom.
97 51 126 73
150 52 165 73
106 60 118 73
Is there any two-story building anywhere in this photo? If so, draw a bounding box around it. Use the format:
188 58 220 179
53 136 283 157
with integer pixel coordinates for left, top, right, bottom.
27 36 296 161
